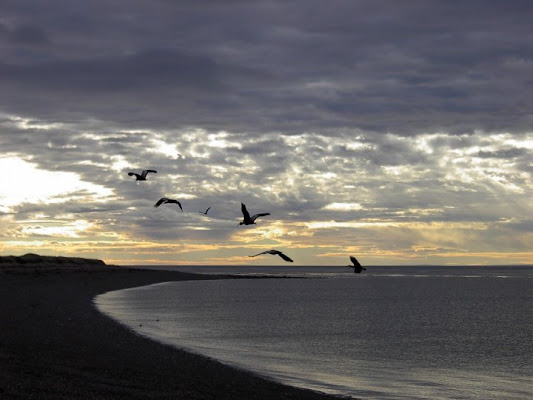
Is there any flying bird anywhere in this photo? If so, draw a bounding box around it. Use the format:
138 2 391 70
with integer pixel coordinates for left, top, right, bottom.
200 207 211 215
154 197 183 211
249 249 294 262
239 203 270 225
347 256 366 273
128 169 157 181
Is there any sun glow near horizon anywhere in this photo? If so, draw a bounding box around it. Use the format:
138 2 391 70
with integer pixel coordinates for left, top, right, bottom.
0 155 114 210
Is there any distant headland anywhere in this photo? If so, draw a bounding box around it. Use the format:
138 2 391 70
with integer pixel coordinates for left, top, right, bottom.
0 253 110 272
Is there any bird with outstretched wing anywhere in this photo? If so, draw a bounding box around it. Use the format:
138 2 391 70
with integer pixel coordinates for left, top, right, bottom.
128 169 157 181
154 197 183 211
239 203 270 225
249 249 293 262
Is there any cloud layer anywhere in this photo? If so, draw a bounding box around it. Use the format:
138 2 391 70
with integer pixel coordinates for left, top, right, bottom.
1 1 532 264
2 0 533 134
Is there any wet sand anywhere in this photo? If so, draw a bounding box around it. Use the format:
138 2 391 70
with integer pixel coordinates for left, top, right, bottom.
0 265 344 399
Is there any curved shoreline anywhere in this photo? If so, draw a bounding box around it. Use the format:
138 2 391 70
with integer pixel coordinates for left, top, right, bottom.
0 267 345 399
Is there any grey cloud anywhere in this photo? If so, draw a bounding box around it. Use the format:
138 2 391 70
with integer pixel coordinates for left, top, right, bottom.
2 22 49 48
0 49 231 91
501 219 533 233
362 137 428 166
475 148 528 159
1 1 533 133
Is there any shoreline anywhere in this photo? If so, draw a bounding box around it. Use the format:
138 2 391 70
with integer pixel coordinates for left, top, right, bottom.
0 266 345 399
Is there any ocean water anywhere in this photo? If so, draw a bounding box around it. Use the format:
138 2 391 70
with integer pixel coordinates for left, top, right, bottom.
95 266 533 399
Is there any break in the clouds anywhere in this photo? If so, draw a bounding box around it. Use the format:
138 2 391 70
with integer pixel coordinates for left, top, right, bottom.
1 1 532 265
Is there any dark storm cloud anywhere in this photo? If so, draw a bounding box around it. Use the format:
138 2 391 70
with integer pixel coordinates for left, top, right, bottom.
0 49 260 91
3 24 50 45
1 0 533 133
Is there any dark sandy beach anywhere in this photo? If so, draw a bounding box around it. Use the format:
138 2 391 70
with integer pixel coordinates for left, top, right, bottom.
0 263 343 399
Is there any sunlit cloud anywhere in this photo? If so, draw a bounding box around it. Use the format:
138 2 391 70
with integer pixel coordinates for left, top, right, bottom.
0 155 114 210
1 122 530 265
5 114 64 131
109 155 130 173
21 219 93 238
149 136 179 158
207 131 242 149
305 220 400 229
323 203 363 211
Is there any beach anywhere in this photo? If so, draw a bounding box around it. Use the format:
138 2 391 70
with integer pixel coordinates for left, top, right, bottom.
0 263 341 399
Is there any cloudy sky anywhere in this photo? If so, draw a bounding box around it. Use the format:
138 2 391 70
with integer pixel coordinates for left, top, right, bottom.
1 0 532 266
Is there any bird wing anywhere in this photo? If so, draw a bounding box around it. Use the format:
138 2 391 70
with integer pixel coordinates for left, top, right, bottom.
251 212 270 221
241 203 251 221
204 207 211 214
141 169 157 178
154 198 168 207
277 252 294 262
350 256 361 267
175 201 183 211
249 251 269 257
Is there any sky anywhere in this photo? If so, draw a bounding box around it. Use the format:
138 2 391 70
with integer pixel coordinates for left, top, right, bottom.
1 0 532 266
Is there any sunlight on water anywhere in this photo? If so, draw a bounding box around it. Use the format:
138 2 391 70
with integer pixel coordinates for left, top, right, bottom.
96 266 533 399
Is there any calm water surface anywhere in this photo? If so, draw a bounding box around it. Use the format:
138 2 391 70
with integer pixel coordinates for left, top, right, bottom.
95 266 533 399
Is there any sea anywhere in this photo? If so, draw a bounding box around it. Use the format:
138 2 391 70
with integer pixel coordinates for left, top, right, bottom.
94 265 533 399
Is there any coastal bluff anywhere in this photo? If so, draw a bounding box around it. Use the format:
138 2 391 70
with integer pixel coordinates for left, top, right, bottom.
0 253 111 272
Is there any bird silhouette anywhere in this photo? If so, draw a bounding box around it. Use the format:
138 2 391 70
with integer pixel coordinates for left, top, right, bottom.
154 197 183 211
249 249 293 262
347 256 366 273
128 169 157 181
200 206 211 215
239 203 270 225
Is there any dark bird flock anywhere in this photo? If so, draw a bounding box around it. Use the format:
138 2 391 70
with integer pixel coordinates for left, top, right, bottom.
127 168 366 271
